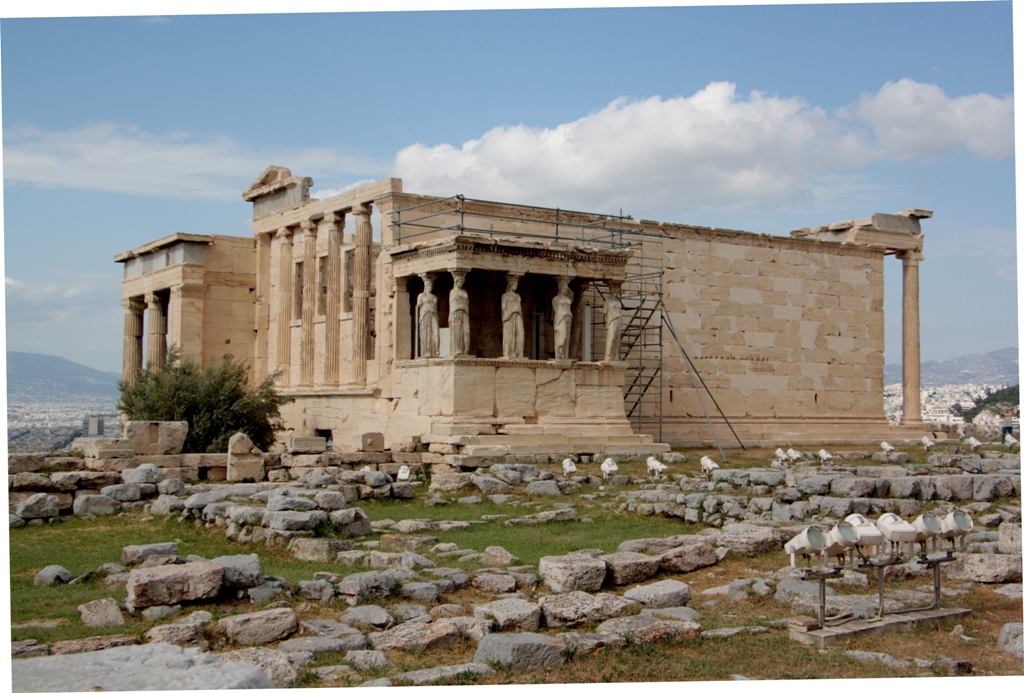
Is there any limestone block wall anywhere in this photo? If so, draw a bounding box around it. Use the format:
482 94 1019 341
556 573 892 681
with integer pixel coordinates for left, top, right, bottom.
654 224 888 444
386 361 632 443
198 236 257 370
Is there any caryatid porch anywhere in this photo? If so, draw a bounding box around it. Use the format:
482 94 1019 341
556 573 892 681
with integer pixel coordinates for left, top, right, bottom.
385 234 640 437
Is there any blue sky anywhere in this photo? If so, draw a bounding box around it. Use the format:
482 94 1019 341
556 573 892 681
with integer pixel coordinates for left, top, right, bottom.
0 1 1017 374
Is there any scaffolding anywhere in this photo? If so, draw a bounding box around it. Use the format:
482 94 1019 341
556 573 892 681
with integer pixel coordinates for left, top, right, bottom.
390 194 665 439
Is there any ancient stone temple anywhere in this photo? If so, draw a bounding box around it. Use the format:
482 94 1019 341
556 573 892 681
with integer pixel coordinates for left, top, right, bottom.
117 166 931 450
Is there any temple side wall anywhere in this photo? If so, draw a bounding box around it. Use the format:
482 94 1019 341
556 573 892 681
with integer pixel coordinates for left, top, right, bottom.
200 236 257 370
652 223 890 445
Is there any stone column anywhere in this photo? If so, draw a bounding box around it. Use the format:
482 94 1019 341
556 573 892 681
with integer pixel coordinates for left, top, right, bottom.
569 281 590 361
324 211 344 384
449 269 471 357
552 275 573 361
898 249 924 425
275 227 293 387
501 272 524 359
253 232 272 383
299 219 317 386
122 297 144 385
351 203 373 383
604 280 623 362
145 292 167 368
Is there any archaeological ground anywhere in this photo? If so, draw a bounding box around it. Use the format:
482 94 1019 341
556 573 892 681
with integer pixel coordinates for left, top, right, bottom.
8 429 1023 689
7 169 1022 689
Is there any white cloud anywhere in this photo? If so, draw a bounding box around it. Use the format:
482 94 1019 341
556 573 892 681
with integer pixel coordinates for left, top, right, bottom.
394 80 1014 216
854 79 1014 161
2 122 388 201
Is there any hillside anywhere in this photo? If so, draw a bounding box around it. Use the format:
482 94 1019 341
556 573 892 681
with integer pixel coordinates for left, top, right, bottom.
884 346 1019 387
6 351 121 403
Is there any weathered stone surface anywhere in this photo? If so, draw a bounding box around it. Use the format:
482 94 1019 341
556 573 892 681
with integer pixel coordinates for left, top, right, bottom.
34 564 73 587
481 545 519 566
999 523 1022 555
539 554 607 593
78 598 125 626
473 632 567 671
717 523 784 556
998 622 1023 658
596 614 701 644
219 646 299 687
211 554 263 588
220 607 298 646
346 649 395 672
145 623 207 650
368 620 463 652
290 537 356 562
49 634 140 656
830 477 878 498
471 573 518 594
539 591 633 628
473 599 542 632
642 606 701 621
601 551 661 585
226 432 264 482
472 474 513 495
330 507 372 536
126 562 224 608
11 640 50 659
556 631 626 656
73 493 123 517
314 490 348 510
623 579 692 608
14 493 60 519
150 495 186 515
379 533 438 552
433 616 493 642
141 605 181 621
277 633 367 653
122 464 163 485
267 494 318 512
125 421 189 456
394 662 494 685
11 642 272 692
341 605 396 631
123 542 178 566
946 554 1022 583
524 480 562 496
658 541 719 573
429 473 475 494
933 475 975 501
299 578 336 604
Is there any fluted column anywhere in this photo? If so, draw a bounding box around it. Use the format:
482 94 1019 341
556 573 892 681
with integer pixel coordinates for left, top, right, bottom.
275 227 293 386
324 211 344 384
898 249 923 425
145 292 167 368
351 203 373 383
253 232 272 383
299 219 317 386
122 297 144 385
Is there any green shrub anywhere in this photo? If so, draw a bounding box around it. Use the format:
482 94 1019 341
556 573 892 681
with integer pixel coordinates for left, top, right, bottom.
118 347 290 453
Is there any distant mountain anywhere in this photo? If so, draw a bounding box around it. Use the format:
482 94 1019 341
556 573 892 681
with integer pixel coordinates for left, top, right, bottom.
6 351 121 402
884 346 1019 387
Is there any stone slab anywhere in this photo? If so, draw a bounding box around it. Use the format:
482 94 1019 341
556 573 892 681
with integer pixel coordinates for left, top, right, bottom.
788 607 971 648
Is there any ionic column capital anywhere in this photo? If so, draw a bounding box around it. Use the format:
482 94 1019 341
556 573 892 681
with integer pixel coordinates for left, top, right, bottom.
145 292 162 310
122 296 145 313
350 203 371 218
896 249 924 264
275 226 293 241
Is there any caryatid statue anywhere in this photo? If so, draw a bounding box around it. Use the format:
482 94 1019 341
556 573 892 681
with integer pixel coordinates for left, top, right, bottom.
604 280 623 362
417 274 440 358
553 275 573 361
449 269 471 357
502 272 525 359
